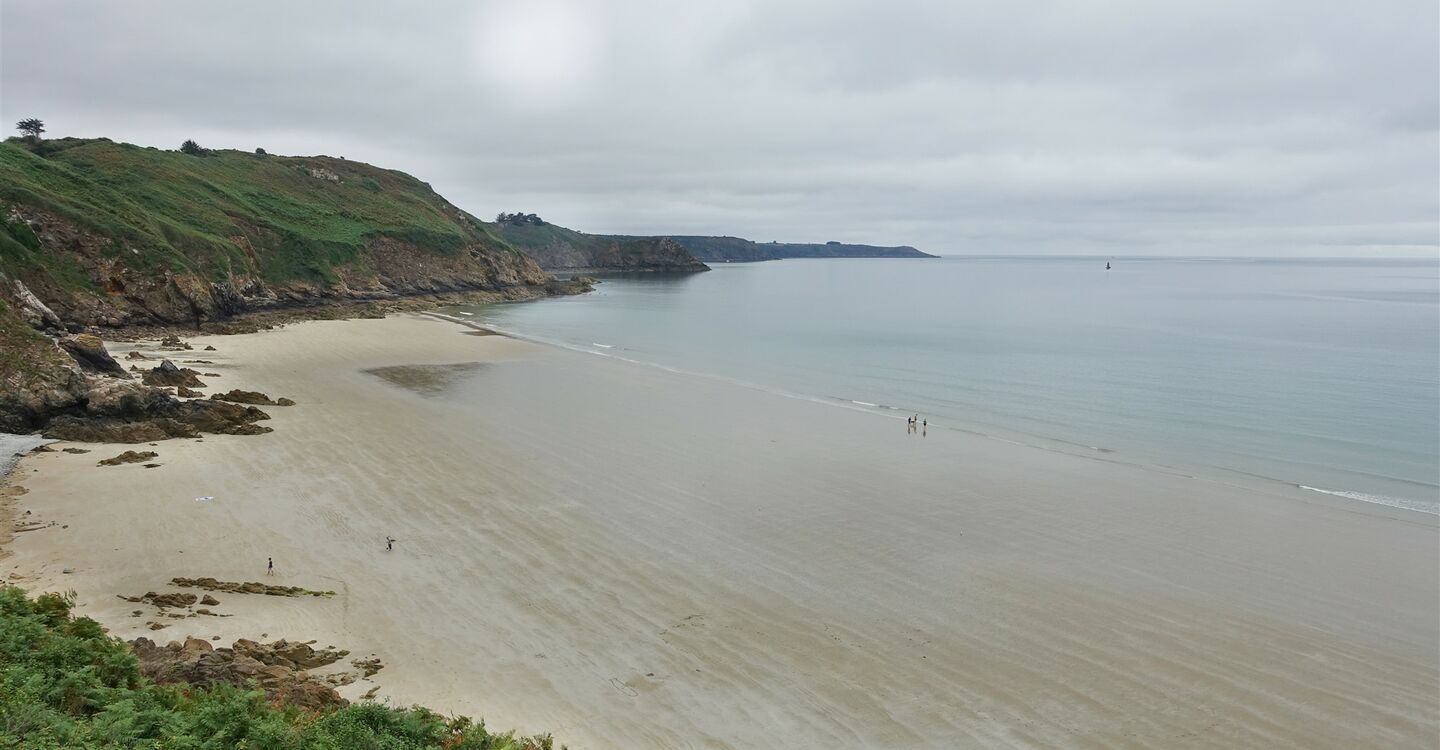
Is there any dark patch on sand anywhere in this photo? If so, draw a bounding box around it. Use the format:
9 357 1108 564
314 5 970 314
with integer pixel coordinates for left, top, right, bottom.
463 329 499 337
363 363 487 397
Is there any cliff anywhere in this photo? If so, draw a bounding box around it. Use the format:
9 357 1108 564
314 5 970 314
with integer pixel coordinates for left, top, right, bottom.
494 220 709 273
0 137 564 329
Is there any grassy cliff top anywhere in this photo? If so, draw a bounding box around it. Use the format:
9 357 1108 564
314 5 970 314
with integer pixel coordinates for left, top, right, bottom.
0 137 518 287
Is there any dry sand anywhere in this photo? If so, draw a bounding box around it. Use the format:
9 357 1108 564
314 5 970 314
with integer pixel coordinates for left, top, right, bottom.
3 313 1436 748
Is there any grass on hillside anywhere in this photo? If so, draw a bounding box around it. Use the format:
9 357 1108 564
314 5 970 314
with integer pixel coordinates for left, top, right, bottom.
0 586 559 749
0 138 517 289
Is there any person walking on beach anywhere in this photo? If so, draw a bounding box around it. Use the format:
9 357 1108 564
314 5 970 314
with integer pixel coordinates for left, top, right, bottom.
266 557 274 576
385 536 396 551
923 418 927 437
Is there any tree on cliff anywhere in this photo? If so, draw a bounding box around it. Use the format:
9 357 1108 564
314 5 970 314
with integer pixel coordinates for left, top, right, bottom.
495 212 545 226
179 139 209 156
15 118 44 140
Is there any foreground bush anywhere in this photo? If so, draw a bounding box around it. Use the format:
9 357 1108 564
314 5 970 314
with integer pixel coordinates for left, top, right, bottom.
0 586 557 749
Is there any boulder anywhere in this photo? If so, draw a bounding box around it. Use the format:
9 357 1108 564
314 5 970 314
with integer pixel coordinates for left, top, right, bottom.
158 335 192 351
59 334 129 377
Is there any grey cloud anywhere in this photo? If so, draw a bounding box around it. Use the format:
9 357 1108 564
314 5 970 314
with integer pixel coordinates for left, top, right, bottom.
2 0 1435 255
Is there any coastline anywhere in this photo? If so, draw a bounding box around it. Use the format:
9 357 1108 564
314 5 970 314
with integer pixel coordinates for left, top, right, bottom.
3 313 1436 748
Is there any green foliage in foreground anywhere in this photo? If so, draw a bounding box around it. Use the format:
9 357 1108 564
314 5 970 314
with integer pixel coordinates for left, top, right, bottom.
0 587 558 749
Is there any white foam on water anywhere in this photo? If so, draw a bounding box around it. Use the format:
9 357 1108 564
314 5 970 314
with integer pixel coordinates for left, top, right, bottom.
0 433 50 481
592 343 615 349
1299 485 1439 516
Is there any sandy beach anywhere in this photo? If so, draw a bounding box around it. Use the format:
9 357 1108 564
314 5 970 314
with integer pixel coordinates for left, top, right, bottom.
3 313 1436 748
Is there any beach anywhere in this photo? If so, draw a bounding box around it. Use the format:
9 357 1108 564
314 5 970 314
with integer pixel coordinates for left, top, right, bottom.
3 313 1436 748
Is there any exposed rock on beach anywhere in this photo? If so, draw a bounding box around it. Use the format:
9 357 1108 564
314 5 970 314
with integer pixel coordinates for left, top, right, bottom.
141 360 206 388
130 636 351 710
209 389 295 406
171 576 335 598
58 334 128 377
97 449 158 466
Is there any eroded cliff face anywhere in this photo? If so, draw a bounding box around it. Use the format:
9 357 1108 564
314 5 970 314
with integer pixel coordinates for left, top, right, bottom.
0 299 87 434
5 207 553 329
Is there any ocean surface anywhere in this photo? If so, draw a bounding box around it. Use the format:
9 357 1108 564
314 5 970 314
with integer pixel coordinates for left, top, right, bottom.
452 257 1440 514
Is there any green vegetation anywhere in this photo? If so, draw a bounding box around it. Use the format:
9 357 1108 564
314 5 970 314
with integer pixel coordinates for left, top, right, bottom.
0 137 514 291
178 139 210 157
0 586 560 749
14 120 44 140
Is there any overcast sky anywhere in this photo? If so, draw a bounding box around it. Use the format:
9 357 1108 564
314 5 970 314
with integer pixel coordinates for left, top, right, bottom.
2 0 1436 256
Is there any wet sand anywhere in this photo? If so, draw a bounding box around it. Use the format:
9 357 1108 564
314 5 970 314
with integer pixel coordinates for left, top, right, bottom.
4 314 1437 748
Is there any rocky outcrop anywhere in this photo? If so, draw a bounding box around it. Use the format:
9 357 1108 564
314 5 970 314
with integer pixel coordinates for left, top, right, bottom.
129 636 348 710
41 380 271 443
58 334 128 377
141 360 205 388
9 279 64 331
209 389 295 406
0 302 89 434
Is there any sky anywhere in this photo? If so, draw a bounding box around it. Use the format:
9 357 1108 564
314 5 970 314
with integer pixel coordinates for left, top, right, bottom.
2 0 1437 256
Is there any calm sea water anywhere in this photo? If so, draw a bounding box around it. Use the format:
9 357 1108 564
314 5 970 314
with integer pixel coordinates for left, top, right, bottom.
455 257 1440 514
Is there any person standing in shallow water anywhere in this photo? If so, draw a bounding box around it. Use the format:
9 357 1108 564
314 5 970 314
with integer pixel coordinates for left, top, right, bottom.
266 557 274 576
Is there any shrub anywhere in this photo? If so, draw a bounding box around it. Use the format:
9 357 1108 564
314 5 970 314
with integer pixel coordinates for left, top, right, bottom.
0 585 566 749
179 139 209 156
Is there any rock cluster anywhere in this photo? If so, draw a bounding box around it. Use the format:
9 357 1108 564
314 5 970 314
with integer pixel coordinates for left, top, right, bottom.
209 389 295 406
130 636 349 710
41 380 271 443
140 591 198 608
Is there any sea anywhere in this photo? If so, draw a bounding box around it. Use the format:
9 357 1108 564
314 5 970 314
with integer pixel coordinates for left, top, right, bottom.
452 256 1440 515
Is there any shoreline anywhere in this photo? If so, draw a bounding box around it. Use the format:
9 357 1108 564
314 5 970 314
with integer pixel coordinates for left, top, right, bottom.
435 311 1438 521
3 313 1436 748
